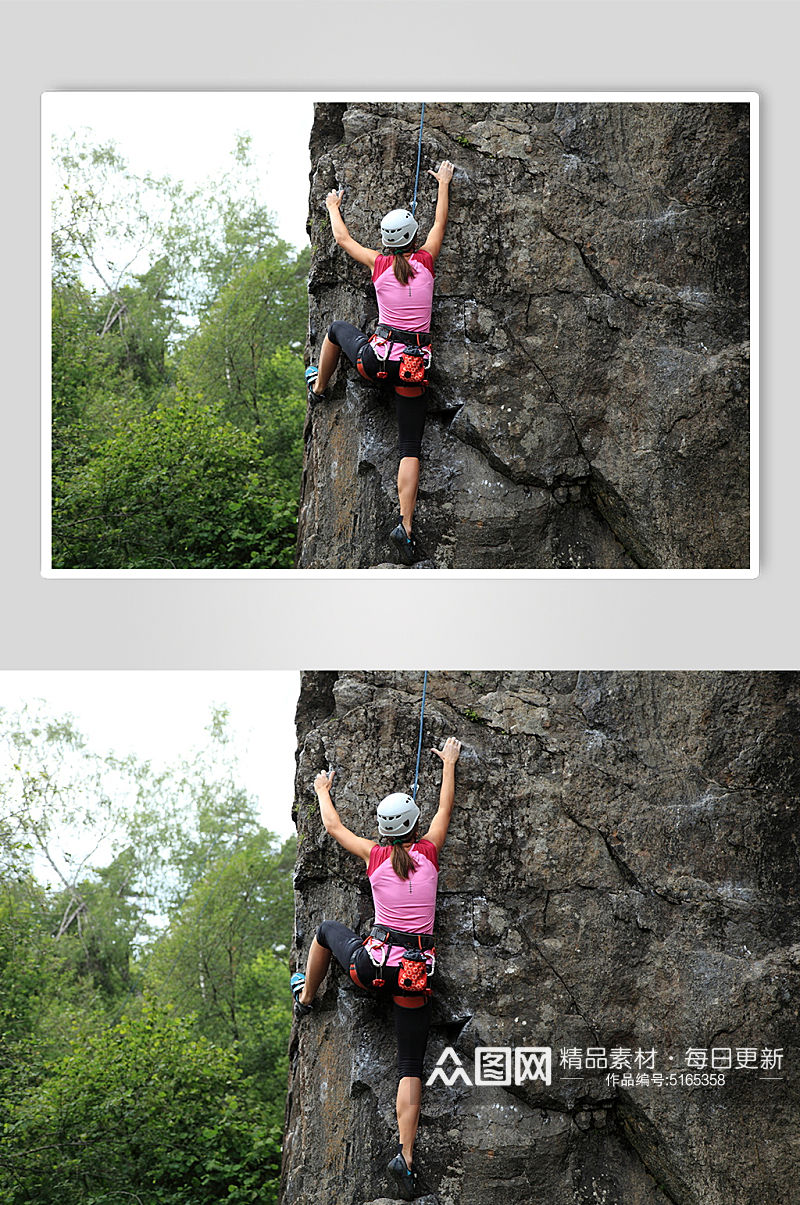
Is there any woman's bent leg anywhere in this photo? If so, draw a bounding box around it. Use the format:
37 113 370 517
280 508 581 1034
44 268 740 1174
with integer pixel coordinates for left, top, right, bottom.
315 334 341 394
320 322 372 391
298 935 331 1005
397 457 421 535
304 919 370 1002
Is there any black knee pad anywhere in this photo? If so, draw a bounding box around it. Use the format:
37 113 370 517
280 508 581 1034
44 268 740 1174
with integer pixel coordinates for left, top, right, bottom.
327 322 344 347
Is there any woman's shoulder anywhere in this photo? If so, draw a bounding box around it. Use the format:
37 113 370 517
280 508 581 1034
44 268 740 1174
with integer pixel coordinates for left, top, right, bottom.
372 253 394 281
411 249 435 272
367 843 392 874
413 838 440 868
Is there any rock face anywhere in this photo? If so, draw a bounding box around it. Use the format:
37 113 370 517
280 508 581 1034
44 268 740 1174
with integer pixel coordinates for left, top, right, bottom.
297 102 750 569
283 672 798 1205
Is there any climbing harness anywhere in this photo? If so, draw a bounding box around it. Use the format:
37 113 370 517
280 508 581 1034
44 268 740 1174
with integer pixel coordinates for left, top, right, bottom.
411 102 426 217
354 928 436 1001
370 924 435 952
364 325 432 388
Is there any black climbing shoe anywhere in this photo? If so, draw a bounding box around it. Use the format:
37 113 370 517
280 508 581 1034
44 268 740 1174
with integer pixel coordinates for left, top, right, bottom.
290 972 313 1018
387 1148 419 1201
305 365 327 404
389 521 421 566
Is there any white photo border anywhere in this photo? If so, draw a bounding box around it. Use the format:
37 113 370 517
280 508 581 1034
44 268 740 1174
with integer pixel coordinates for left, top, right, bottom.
41 89 759 580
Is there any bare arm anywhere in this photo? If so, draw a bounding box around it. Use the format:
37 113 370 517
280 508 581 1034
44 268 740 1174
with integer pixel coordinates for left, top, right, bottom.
419 161 455 263
421 736 462 853
314 769 377 864
325 190 378 271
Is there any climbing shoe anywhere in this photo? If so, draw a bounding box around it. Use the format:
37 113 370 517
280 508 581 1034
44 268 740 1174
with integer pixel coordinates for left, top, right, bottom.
305 365 327 404
389 520 421 566
290 972 313 1018
387 1147 419 1201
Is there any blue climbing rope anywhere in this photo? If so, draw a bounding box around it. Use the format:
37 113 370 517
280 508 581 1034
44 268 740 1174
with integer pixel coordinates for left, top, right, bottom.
410 102 426 217
411 670 428 800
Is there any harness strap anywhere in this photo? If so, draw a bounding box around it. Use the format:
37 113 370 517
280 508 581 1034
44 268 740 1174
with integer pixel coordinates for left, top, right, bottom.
355 935 434 999
375 324 432 346
349 962 369 990
370 925 435 950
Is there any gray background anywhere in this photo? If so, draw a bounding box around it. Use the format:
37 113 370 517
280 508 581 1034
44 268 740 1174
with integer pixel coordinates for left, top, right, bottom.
1 1 793 669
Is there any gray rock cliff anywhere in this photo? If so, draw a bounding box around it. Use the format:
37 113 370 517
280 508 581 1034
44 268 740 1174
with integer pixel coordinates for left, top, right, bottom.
298 101 749 569
282 672 798 1205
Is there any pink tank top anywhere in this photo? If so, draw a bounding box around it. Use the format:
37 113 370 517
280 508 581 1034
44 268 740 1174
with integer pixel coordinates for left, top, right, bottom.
371 250 435 364
366 839 439 968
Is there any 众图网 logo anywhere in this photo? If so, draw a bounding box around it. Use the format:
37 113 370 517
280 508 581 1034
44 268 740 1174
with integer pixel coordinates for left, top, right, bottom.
426 1046 552 1087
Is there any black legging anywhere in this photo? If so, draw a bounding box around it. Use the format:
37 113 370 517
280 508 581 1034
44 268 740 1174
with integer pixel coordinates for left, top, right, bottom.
316 919 432 1081
328 321 428 460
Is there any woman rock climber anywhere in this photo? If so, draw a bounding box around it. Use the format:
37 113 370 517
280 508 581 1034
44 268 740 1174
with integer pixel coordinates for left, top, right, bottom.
305 160 455 565
290 735 462 1201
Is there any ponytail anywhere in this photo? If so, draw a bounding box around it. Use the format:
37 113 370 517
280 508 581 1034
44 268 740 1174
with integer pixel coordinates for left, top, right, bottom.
391 244 417 286
388 822 419 880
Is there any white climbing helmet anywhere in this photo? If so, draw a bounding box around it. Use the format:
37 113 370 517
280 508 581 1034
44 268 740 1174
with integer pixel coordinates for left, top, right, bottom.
377 792 420 837
380 208 419 248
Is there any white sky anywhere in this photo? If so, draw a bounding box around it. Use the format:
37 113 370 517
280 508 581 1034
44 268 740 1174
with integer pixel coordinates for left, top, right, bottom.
45 91 314 252
0 671 300 840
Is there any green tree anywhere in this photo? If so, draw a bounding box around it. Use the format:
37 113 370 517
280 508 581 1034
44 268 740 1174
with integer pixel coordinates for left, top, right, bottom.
51 131 309 570
0 702 277 928
52 395 299 569
51 132 283 330
52 281 142 442
0 1003 282 1205
177 247 309 431
144 832 294 1103
0 701 283 1011
52 267 178 494
0 703 294 1203
0 876 117 1084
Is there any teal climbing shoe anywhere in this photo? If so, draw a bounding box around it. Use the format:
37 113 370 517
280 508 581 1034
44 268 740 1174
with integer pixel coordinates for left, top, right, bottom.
387 1147 419 1200
290 972 313 1018
305 366 327 404
389 520 421 566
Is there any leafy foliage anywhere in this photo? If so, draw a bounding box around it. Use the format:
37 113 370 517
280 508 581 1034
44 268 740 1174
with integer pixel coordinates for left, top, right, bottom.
51 132 280 324
0 1004 282 1205
177 248 309 431
144 832 294 1104
50 132 309 570
0 704 294 1204
53 396 300 569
